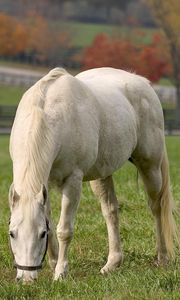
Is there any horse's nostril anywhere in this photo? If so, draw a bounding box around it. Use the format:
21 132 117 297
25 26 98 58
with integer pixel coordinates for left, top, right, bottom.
15 277 21 283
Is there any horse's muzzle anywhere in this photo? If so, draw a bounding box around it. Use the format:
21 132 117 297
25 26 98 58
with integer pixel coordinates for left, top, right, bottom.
16 269 38 284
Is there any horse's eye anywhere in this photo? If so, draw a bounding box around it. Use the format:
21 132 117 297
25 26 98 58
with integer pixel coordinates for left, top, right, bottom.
9 231 15 239
40 231 46 239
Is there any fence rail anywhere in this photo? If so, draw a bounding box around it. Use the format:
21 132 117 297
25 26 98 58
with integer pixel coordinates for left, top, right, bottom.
0 105 16 133
0 67 43 87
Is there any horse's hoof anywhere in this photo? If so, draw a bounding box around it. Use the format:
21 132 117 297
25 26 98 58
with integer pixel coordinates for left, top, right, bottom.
100 253 123 275
54 273 66 281
153 255 169 267
54 268 68 281
100 266 110 275
54 261 68 280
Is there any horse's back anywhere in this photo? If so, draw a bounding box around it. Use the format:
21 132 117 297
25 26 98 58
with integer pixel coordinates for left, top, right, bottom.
76 67 163 125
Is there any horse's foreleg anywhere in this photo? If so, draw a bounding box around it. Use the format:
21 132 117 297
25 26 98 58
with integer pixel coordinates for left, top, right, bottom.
90 176 123 274
45 199 59 271
54 170 83 280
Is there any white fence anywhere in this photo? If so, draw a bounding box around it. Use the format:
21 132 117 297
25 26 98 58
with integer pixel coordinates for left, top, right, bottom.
0 66 44 87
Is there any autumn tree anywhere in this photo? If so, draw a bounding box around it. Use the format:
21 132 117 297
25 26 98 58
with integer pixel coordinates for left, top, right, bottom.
0 12 71 66
25 13 52 63
137 33 172 82
0 13 27 56
25 13 71 65
147 0 180 124
82 33 171 82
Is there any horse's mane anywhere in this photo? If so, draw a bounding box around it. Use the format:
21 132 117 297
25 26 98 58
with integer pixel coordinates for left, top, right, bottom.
20 106 52 196
16 68 68 198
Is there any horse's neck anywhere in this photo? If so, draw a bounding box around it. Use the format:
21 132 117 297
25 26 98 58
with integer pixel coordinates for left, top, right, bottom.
11 68 70 197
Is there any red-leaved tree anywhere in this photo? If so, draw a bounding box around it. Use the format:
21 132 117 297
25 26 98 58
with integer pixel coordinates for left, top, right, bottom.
137 33 172 81
82 33 172 82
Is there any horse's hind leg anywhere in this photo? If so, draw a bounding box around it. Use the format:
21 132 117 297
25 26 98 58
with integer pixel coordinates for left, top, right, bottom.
133 147 176 265
138 163 167 264
90 176 123 274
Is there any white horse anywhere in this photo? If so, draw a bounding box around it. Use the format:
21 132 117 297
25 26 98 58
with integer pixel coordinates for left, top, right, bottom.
9 67 178 283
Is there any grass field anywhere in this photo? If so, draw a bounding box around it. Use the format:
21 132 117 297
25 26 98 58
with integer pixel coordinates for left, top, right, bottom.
0 136 179 300
52 21 158 48
0 85 26 106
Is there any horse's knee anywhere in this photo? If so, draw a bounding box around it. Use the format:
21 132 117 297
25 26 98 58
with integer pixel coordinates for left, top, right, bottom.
101 203 119 221
141 168 162 216
57 229 73 242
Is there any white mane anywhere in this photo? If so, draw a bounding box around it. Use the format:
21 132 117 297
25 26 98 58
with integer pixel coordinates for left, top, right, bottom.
11 68 68 197
20 106 53 196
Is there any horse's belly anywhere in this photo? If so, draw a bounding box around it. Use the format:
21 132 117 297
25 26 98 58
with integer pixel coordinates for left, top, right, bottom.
83 159 125 181
83 126 137 181
83 151 132 181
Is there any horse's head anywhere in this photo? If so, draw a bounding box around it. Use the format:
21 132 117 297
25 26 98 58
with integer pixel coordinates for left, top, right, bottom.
8 184 49 283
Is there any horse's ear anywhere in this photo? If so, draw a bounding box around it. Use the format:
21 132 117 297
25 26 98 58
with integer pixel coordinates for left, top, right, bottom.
37 184 47 206
9 183 20 210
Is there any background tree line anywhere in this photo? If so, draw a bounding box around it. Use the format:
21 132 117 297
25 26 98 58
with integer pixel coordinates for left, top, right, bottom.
0 12 72 66
148 0 180 124
0 10 172 83
0 0 154 26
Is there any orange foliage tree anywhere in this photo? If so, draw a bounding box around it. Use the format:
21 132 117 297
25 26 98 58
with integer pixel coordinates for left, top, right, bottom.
0 13 27 56
0 12 71 66
82 33 172 82
24 12 71 65
25 13 50 62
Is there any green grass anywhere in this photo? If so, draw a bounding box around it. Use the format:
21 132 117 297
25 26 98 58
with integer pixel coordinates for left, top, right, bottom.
158 78 173 87
0 85 26 106
52 21 158 48
0 136 179 299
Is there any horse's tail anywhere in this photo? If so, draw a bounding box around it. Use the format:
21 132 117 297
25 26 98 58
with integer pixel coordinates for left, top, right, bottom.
34 67 69 108
160 145 179 257
41 67 68 83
